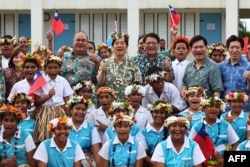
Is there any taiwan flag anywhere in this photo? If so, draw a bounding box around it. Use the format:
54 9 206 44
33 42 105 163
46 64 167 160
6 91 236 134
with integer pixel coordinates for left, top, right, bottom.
193 123 215 160
28 70 46 96
51 10 65 36
169 5 181 27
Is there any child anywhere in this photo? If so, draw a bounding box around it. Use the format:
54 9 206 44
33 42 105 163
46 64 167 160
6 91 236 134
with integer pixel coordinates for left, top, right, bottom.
32 55 73 142
125 83 153 129
66 95 101 167
152 116 205 167
96 43 112 60
10 93 36 136
8 53 43 115
73 80 96 125
94 87 115 140
0 104 36 167
179 86 206 130
221 91 250 143
32 45 52 61
189 97 239 167
33 116 85 167
139 100 172 167
103 101 140 143
98 112 146 167
142 66 185 113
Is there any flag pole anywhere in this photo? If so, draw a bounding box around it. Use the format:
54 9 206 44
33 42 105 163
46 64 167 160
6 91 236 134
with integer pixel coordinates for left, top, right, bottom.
168 6 175 26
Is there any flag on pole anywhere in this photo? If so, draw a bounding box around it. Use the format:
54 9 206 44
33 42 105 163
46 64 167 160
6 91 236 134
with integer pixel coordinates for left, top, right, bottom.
106 21 118 47
193 123 215 160
51 10 65 36
168 5 181 27
243 36 249 54
28 70 47 96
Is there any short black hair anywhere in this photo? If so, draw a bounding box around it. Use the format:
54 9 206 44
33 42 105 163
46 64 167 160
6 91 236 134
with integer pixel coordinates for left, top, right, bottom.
189 35 207 47
2 34 13 39
146 66 164 76
143 32 160 43
226 35 244 49
138 34 145 43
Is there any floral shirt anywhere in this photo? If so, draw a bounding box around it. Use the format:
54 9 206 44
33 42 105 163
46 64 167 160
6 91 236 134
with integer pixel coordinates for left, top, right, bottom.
98 56 142 101
133 53 173 83
60 51 97 86
0 55 5 104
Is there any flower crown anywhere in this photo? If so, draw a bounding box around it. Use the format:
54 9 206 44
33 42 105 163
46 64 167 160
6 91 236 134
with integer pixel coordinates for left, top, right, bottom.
96 87 115 97
73 80 95 93
184 86 206 99
47 115 72 132
147 101 172 112
18 53 43 70
207 43 227 57
0 104 26 122
124 84 145 96
0 36 18 46
225 91 248 103
112 101 134 114
111 32 129 42
10 93 33 104
66 95 92 108
170 36 190 50
97 43 109 52
145 71 166 82
44 55 63 67
112 112 135 126
34 45 52 54
164 116 190 129
199 97 225 112
61 45 72 52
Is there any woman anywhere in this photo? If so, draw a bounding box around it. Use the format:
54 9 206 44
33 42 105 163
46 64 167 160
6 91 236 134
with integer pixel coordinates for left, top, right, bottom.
0 103 36 167
207 43 227 64
98 112 146 167
97 32 142 101
3 47 25 98
189 97 239 167
66 95 101 167
151 115 205 167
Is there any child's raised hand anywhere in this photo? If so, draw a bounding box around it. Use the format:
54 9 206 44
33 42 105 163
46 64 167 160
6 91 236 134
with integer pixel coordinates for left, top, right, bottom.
226 113 233 123
186 112 192 122
96 120 108 131
48 87 55 97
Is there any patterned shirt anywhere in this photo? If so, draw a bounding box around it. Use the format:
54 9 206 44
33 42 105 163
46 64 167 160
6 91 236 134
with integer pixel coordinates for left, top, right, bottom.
98 56 142 102
182 57 224 97
133 53 173 83
60 51 97 86
219 57 250 98
0 55 5 104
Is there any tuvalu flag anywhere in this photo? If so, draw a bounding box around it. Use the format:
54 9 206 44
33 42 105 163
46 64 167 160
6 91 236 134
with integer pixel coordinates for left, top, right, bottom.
28 70 46 96
193 123 215 161
168 5 181 27
51 10 65 36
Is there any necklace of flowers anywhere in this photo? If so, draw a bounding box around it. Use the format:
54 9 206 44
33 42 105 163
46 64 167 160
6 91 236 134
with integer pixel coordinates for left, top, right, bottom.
112 56 128 86
105 105 114 118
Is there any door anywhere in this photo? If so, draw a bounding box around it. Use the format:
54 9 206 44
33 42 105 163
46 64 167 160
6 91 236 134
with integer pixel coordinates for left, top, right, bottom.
200 13 222 44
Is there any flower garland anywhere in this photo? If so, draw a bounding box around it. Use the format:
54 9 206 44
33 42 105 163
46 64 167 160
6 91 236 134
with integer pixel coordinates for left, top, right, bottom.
47 115 72 131
170 36 190 50
44 55 63 67
124 84 145 96
0 104 26 122
199 97 225 112
207 43 227 57
111 32 129 42
147 101 172 112
112 101 134 114
97 43 109 52
96 87 115 97
61 45 72 52
163 116 190 129
105 104 114 117
112 112 135 126
34 45 52 54
66 95 92 108
18 53 43 70
73 80 95 93
0 37 18 46
145 71 166 82
10 93 33 104
184 86 206 99
225 91 248 102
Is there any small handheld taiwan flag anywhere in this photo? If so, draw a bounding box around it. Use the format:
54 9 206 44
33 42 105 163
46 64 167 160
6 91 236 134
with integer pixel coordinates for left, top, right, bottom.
51 10 65 36
168 5 181 27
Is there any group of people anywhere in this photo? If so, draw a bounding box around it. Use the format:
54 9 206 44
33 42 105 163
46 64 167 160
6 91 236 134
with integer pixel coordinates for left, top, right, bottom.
0 24 249 167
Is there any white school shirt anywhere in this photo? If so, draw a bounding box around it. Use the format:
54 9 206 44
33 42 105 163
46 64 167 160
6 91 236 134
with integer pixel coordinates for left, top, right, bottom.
2 56 9 68
7 79 35 115
172 59 189 92
151 136 205 166
85 105 96 125
33 75 73 106
134 106 153 129
142 82 187 110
